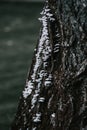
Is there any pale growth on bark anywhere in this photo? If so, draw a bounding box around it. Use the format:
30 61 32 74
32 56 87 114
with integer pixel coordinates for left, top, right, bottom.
33 113 41 123
23 81 34 98
39 97 45 102
50 113 56 127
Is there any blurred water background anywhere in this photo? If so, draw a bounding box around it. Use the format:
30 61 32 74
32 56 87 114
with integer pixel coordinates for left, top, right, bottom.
0 1 43 130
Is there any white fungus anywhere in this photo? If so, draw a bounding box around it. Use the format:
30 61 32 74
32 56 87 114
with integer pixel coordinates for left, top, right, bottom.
23 81 34 98
33 113 41 123
39 97 45 102
50 113 56 127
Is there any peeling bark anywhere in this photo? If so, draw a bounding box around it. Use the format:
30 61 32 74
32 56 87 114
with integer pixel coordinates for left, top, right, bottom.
11 0 87 130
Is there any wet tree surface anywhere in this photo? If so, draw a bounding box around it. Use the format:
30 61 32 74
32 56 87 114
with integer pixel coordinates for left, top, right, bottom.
11 0 87 130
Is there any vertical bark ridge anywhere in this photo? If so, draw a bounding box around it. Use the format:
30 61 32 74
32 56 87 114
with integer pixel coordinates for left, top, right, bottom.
11 0 87 130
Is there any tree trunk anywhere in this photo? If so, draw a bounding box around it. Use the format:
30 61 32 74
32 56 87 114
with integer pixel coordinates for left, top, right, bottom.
11 0 87 130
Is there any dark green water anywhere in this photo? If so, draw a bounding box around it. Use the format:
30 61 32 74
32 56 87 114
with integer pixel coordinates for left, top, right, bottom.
0 2 43 130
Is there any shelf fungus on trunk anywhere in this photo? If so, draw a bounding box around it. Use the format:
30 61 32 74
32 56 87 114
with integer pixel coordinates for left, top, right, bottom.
11 0 87 130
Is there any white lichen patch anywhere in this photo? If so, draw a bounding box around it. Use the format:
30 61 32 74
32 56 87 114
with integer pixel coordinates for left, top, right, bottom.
50 113 56 127
44 74 52 87
33 113 41 123
44 80 51 86
30 10 52 108
31 82 41 109
23 81 34 98
23 3 55 102
51 113 56 118
39 7 55 22
31 92 39 109
39 97 45 102
54 43 60 53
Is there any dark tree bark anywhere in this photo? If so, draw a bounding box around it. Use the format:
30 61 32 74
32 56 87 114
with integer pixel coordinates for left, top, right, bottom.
11 0 87 130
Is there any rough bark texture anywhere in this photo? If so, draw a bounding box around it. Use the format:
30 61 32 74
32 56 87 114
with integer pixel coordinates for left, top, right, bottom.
11 0 87 130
